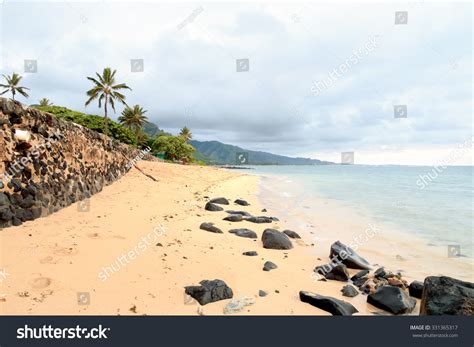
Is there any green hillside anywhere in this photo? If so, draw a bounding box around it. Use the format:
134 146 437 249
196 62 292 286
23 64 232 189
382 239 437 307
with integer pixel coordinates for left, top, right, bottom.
190 140 332 165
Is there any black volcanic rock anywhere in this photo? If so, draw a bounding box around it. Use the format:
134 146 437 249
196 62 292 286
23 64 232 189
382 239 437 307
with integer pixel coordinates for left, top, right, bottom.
283 230 301 239
341 285 359 297
242 251 258 256
234 199 250 206
244 216 274 224
315 264 350 282
330 241 371 270
299 291 358 316
408 280 424 299
209 197 229 205
351 269 369 282
262 229 293 250
367 286 416 315
205 202 224 212
185 279 233 305
263 261 278 271
226 210 252 217
199 222 223 234
0 193 10 207
229 228 257 239
223 214 243 222
420 276 474 315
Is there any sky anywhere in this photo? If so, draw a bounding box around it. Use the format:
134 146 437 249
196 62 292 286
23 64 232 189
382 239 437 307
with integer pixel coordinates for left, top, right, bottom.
0 0 472 165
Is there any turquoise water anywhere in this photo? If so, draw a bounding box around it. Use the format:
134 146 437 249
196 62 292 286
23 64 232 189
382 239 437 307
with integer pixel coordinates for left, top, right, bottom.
248 165 473 257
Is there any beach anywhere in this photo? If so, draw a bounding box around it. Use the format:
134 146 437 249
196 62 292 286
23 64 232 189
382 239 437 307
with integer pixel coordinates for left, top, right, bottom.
0 161 471 315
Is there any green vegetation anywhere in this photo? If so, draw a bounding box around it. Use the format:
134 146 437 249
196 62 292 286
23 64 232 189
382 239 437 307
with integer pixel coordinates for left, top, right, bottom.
118 104 149 144
0 66 205 165
152 135 195 162
0 73 30 101
179 126 192 142
34 105 137 145
190 140 332 165
85 67 131 135
39 98 52 106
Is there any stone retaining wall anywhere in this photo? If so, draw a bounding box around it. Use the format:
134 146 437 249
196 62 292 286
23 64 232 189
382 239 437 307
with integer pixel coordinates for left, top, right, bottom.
0 97 150 228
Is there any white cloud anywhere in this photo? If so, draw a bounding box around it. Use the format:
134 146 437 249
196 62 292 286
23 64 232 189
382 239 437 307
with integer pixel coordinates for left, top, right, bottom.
0 1 471 165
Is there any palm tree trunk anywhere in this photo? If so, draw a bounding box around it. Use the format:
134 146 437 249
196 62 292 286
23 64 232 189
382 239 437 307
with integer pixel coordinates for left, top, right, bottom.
104 95 108 136
135 128 140 145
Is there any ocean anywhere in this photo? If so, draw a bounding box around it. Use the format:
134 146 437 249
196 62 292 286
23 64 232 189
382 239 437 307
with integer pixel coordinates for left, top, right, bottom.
247 165 473 258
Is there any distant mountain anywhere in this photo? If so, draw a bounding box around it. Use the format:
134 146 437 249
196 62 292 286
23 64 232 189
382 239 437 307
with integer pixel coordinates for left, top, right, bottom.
143 122 170 137
190 140 333 165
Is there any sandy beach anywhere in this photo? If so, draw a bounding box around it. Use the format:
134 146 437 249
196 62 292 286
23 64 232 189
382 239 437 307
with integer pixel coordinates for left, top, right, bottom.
0 161 471 315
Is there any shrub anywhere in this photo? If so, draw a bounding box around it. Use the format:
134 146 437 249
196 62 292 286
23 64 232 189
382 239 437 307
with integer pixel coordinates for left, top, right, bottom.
34 105 136 145
152 135 195 162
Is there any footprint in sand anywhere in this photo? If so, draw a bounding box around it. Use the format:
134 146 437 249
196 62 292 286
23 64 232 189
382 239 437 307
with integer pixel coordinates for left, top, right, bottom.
53 247 79 256
30 277 52 289
39 256 58 264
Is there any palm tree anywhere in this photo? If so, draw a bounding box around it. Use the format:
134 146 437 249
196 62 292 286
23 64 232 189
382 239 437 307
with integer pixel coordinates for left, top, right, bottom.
39 98 52 106
179 126 192 142
85 67 131 135
0 73 30 101
118 104 149 143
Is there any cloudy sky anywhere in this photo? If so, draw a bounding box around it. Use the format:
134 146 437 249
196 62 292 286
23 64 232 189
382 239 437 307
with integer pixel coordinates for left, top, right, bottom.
0 1 472 165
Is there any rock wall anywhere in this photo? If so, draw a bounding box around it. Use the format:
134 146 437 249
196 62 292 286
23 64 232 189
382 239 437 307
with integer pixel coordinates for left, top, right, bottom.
0 97 150 228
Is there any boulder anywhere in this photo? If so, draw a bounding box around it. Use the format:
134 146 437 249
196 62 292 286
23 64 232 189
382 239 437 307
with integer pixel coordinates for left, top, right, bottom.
341 285 359 297
184 279 233 305
223 214 243 222
258 290 268 297
209 197 229 205
299 291 358 316
315 264 350 282
205 202 224 212
262 229 293 250
234 199 249 206
420 276 474 315
283 229 301 239
367 285 416 314
242 251 258 256
374 267 395 279
263 261 278 271
226 210 252 217
330 241 371 270
408 280 424 299
244 216 274 224
351 269 369 282
0 193 10 207
199 222 223 234
229 228 257 239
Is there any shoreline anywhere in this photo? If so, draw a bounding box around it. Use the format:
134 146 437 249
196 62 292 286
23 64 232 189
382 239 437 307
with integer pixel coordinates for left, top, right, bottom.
0 162 471 315
255 172 473 284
